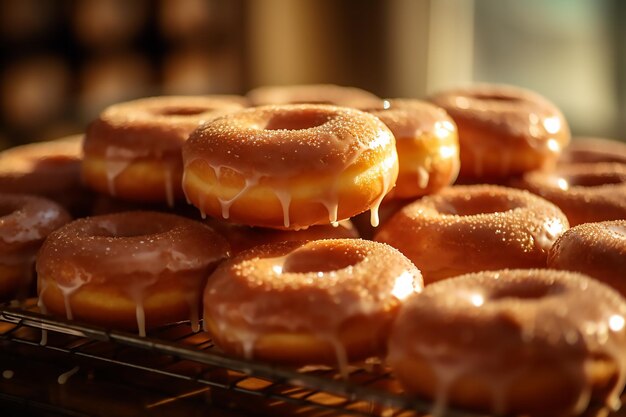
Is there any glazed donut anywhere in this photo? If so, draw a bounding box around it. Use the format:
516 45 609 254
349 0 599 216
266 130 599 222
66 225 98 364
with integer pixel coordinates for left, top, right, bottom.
0 135 87 214
37 211 229 336
516 163 626 226
0 135 83 196
203 239 422 367
247 84 382 108
183 104 399 229
548 221 626 296
388 269 626 416
82 95 246 206
429 84 570 180
0 194 70 299
560 137 626 165
358 99 460 199
203 217 359 255
375 185 569 284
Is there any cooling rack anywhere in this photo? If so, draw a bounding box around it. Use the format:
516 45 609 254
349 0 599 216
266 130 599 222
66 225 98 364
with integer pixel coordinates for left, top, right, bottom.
0 299 490 417
0 300 622 417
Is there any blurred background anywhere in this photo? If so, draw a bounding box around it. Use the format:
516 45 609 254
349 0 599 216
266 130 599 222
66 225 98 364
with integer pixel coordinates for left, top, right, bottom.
0 0 624 149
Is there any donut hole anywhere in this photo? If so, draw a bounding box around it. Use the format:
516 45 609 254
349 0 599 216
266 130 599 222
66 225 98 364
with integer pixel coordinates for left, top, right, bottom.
436 194 515 216
264 111 329 131
558 173 624 187
470 93 523 103
154 106 208 116
282 244 365 274
489 281 563 301
0 203 19 218
90 217 171 239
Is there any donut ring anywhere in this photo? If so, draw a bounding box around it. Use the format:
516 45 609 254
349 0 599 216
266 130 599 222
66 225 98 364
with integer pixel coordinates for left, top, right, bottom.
183 104 399 229
203 217 359 255
560 137 626 165
388 269 626 416
359 99 460 199
37 211 229 336
429 84 570 180
375 185 569 284
0 135 83 196
0 194 70 299
82 95 246 206
203 239 422 367
516 163 626 226
247 84 382 108
549 221 626 296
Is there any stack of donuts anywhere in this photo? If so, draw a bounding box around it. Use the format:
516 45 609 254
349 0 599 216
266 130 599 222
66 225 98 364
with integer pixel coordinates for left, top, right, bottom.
0 83 625 416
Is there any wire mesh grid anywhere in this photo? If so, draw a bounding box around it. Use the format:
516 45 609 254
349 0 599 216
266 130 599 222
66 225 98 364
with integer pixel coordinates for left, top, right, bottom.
0 299 490 417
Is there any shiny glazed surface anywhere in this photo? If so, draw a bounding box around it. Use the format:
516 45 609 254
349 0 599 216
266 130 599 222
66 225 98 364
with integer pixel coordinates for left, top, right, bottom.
37 211 229 335
517 163 626 226
549 221 626 296
389 269 626 416
359 99 460 199
204 239 422 367
430 84 570 179
375 185 569 283
183 104 399 229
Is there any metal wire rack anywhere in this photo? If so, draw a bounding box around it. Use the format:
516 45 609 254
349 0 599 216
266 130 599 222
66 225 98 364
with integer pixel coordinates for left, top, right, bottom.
0 299 490 417
0 300 623 417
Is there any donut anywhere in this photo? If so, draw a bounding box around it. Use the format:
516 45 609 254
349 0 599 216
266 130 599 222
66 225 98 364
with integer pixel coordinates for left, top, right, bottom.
247 84 382 108
560 137 626 165
0 194 70 299
82 95 246 206
429 84 570 180
388 269 626 416
36 211 229 336
548 221 626 296
182 104 399 229
375 185 569 284
515 163 626 226
358 99 460 199
203 217 359 255
0 135 87 214
203 239 422 368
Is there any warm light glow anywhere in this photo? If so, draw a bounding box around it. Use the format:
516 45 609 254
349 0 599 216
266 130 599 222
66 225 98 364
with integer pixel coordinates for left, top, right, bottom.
439 144 457 159
609 315 625 332
547 138 561 153
434 121 454 139
368 130 393 150
544 219 566 239
272 265 283 274
543 117 561 134
391 271 418 300
470 293 484 307
556 177 569 191
607 225 626 239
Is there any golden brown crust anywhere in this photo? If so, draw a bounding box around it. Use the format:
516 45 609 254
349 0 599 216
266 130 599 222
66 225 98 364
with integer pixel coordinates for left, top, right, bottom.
430 84 570 180
516 163 626 226
374 185 569 284
388 269 626 416
82 95 246 204
36 211 229 334
359 99 460 199
203 239 422 366
548 221 626 296
182 104 399 229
